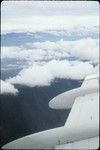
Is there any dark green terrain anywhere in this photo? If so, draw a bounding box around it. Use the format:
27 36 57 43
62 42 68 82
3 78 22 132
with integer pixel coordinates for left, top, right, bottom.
0 78 81 147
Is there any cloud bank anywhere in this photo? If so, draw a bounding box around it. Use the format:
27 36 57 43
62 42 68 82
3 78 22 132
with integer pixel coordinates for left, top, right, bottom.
1 38 99 63
34 38 99 63
7 60 97 87
1 80 18 95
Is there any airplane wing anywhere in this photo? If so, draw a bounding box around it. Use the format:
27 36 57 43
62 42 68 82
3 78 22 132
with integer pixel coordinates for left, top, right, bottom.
65 74 99 127
2 124 99 149
2 74 99 149
81 73 99 87
55 137 99 149
59 74 99 149
49 74 99 109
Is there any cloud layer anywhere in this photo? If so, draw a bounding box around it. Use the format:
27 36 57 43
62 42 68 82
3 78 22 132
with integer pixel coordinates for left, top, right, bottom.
1 38 99 63
1 80 18 95
34 38 99 63
1 38 99 94
7 60 97 87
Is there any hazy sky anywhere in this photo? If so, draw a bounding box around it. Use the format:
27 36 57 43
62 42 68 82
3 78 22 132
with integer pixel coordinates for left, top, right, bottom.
1 1 99 33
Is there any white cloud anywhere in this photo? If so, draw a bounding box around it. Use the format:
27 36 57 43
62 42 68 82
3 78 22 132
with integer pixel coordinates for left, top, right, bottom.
7 64 54 87
1 1 99 34
7 60 97 88
0 80 18 95
1 38 99 63
1 46 47 61
34 38 99 63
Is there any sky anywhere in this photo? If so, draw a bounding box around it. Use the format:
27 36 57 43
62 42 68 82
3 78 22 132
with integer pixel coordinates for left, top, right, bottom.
1 1 99 33
1 1 99 95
